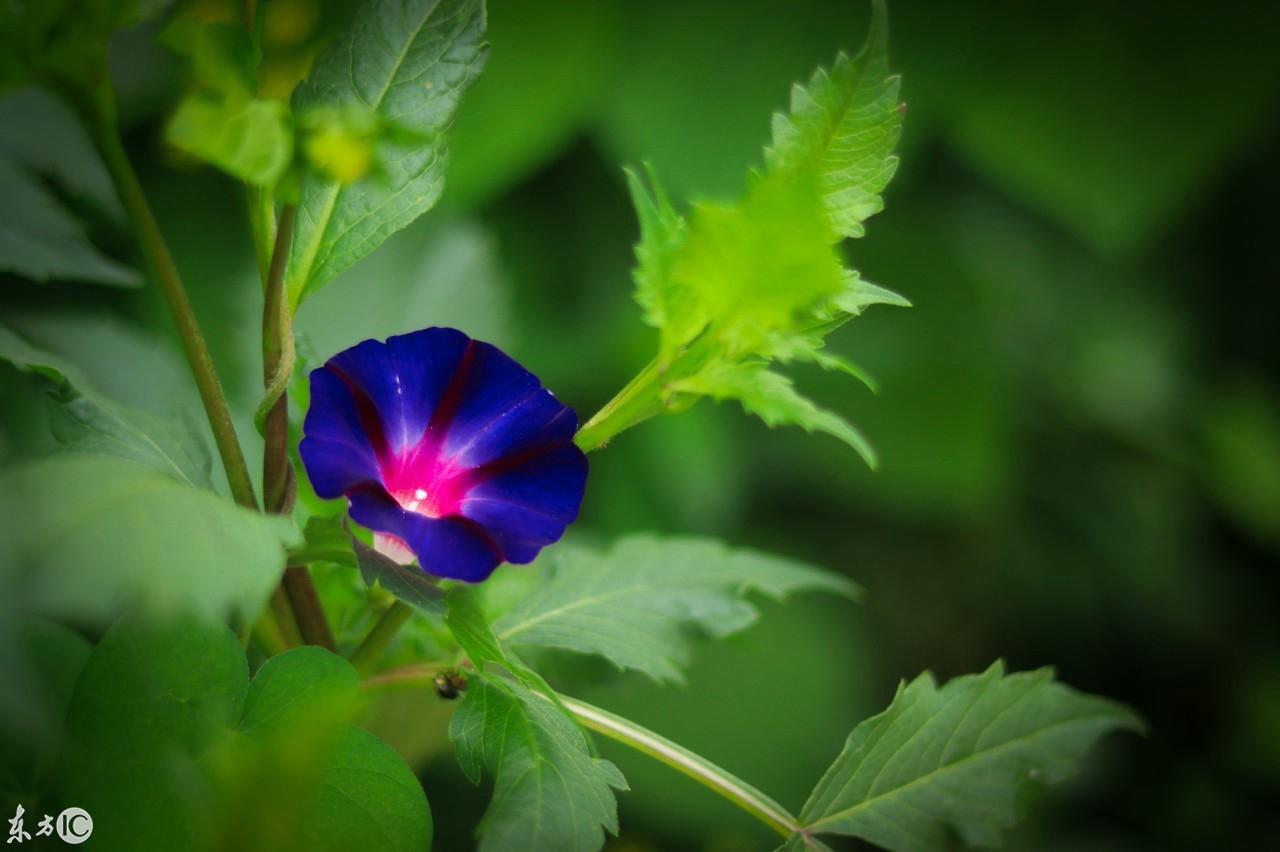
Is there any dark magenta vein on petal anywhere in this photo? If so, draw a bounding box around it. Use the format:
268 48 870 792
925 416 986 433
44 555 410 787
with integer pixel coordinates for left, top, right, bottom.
325 362 391 463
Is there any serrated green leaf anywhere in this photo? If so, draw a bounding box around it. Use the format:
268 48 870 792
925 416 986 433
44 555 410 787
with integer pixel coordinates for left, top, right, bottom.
794 662 1144 851
0 455 297 625
0 161 138 286
765 0 901 239
625 164 692 337
829 270 911 315
494 534 859 683
675 361 877 468
0 323 212 489
450 672 627 852
285 0 489 309
446 584 511 672
672 172 844 358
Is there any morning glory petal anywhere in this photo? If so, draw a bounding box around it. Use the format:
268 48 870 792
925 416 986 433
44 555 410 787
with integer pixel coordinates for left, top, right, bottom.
300 327 588 582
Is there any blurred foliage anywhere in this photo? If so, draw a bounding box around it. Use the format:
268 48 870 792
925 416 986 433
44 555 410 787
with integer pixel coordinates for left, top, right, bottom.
2 0 1279 849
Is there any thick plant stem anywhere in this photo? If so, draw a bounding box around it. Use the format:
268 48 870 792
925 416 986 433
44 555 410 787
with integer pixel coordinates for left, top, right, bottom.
87 87 259 512
262 204 296 514
554 693 800 838
350 601 414 674
262 203 335 650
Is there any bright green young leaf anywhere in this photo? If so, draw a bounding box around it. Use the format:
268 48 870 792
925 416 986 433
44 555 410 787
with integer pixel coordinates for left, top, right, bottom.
792 662 1144 851
285 0 489 309
829 269 911 316
765 0 901 239
674 361 878 467
0 323 213 489
673 172 844 358
61 618 431 851
160 20 293 186
0 455 296 625
625 165 691 339
493 534 859 682
450 672 627 852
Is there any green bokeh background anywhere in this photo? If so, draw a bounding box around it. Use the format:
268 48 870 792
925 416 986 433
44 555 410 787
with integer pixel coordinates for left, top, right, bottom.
3 0 1279 849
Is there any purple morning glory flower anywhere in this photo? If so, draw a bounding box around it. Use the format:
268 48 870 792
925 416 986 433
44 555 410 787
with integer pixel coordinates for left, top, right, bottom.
300 327 588 582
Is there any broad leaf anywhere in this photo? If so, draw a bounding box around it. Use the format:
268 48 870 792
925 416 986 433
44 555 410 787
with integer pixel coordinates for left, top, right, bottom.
286 0 489 309
60 615 250 849
239 646 359 739
0 162 136 286
61 619 431 851
0 455 297 625
493 534 859 682
793 662 1144 851
765 0 901 239
674 361 877 468
0 323 214 489
450 672 627 852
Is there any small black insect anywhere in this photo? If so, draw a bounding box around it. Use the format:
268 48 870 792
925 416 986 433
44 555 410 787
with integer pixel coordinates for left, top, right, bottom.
433 670 468 699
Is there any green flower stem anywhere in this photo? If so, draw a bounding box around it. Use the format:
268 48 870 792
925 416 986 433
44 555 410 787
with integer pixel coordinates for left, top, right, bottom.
86 85 259 512
247 185 276 285
575 335 717 452
350 600 415 675
551 693 800 839
574 357 666 452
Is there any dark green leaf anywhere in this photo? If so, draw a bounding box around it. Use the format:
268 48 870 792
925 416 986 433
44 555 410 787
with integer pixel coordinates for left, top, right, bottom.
0 160 137 286
285 0 489 308
0 620 92 804
765 0 901 239
289 514 359 568
450 672 626 852
494 534 859 683
60 617 431 851
298 723 434 851
60 615 249 849
239 646 359 739
356 534 446 615
674 361 877 467
0 323 213 488
0 455 297 625
794 662 1144 851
